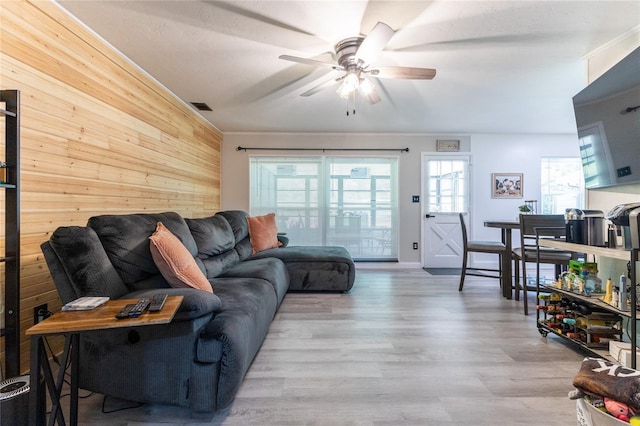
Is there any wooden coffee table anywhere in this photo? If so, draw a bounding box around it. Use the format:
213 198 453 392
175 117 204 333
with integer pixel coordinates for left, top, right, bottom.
26 296 183 426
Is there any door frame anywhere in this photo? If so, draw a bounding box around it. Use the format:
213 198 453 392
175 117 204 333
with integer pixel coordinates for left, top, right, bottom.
420 152 473 268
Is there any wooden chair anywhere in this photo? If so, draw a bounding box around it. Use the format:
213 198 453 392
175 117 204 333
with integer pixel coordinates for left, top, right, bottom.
458 213 509 294
512 214 572 314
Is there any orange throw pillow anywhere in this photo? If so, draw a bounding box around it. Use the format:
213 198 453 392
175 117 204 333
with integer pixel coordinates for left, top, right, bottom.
149 222 213 293
246 213 282 254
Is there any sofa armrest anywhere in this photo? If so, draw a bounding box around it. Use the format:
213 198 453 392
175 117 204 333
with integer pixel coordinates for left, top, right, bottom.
277 234 289 248
128 287 222 321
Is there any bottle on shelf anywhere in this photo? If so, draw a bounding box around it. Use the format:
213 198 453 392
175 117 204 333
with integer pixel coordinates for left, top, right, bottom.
601 278 613 304
619 275 629 311
0 161 7 184
607 225 618 248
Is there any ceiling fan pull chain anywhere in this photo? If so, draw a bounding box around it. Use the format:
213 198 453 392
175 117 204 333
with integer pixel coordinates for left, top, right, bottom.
353 91 356 115
345 91 357 116
351 91 356 116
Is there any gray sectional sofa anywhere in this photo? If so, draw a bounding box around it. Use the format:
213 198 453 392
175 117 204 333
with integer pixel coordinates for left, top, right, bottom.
40 210 355 413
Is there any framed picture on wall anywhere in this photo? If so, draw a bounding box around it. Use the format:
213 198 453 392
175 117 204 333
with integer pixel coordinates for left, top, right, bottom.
492 173 523 198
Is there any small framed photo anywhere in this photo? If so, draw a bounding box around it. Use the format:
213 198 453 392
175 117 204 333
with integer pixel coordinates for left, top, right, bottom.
492 173 523 198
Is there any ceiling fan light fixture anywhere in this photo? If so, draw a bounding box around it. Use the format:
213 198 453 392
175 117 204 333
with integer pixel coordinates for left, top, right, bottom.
336 72 360 99
336 82 351 99
358 78 375 96
344 73 360 91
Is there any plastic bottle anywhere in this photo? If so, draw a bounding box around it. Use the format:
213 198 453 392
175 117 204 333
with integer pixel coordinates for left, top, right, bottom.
602 278 613 304
619 275 629 311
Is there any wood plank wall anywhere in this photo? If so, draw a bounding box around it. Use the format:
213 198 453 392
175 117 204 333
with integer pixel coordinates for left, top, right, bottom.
0 0 222 375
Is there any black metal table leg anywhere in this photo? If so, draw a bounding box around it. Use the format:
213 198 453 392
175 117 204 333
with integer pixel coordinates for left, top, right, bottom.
29 334 78 425
70 334 79 425
29 335 46 426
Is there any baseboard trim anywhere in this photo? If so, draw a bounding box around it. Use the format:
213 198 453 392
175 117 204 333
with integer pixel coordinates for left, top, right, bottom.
355 262 422 269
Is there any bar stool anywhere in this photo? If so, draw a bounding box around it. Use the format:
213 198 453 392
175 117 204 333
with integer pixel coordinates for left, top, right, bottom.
458 213 509 293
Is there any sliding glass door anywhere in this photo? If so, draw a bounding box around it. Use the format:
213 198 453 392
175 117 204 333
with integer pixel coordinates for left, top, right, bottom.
250 156 398 260
250 157 322 246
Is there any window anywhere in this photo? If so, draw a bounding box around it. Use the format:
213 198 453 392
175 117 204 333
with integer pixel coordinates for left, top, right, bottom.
250 156 398 260
540 157 585 214
426 158 468 213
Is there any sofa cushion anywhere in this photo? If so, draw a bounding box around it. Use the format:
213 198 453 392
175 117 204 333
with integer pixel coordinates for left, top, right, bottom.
246 213 282 254
48 226 129 300
219 258 289 307
199 250 240 279
185 215 235 258
149 222 213 293
215 211 255 260
88 212 198 287
250 245 356 292
215 211 249 244
233 237 253 261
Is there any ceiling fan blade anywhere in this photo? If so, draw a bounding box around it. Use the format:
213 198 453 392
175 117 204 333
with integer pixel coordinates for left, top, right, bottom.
279 55 339 70
389 34 550 54
371 66 436 80
209 1 315 37
355 22 395 65
359 2 429 38
300 78 341 97
236 67 332 104
358 83 382 105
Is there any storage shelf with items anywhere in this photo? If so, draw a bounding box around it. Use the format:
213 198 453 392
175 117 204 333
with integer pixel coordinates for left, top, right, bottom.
537 290 624 357
535 239 639 368
0 89 20 378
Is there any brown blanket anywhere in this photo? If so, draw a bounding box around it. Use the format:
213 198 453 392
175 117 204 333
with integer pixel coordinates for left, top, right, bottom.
573 357 640 413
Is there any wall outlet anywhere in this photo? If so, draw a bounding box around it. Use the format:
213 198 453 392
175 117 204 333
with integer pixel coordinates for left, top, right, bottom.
413 242 418 250
33 303 48 324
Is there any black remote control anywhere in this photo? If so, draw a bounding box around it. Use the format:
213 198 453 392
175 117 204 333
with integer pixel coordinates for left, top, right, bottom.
128 298 150 317
115 298 150 319
116 304 136 319
148 294 168 312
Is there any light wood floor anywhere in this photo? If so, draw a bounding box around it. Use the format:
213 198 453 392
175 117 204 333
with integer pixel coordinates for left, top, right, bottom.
68 268 585 425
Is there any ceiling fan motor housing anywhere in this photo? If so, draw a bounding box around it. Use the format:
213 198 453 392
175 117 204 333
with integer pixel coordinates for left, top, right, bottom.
335 37 364 69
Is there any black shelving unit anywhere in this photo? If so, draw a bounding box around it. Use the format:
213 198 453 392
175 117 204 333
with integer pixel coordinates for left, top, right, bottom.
535 239 638 368
0 89 20 378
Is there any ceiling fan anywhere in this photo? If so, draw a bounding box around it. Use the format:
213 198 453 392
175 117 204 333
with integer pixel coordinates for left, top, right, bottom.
279 22 436 108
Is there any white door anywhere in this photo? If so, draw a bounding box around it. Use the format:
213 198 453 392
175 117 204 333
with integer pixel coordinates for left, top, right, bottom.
421 154 470 268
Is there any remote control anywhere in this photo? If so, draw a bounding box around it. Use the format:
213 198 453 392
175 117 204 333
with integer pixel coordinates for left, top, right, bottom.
115 298 150 319
116 304 136 319
148 294 168 312
128 298 150 317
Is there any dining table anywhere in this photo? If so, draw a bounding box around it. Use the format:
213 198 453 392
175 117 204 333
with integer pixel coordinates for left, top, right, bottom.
484 218 520 299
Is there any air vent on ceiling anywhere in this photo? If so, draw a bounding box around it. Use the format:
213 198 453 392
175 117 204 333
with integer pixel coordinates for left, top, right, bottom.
191 102 212 111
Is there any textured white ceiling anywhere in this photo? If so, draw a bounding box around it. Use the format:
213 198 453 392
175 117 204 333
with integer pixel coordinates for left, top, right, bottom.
57 0 640 134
